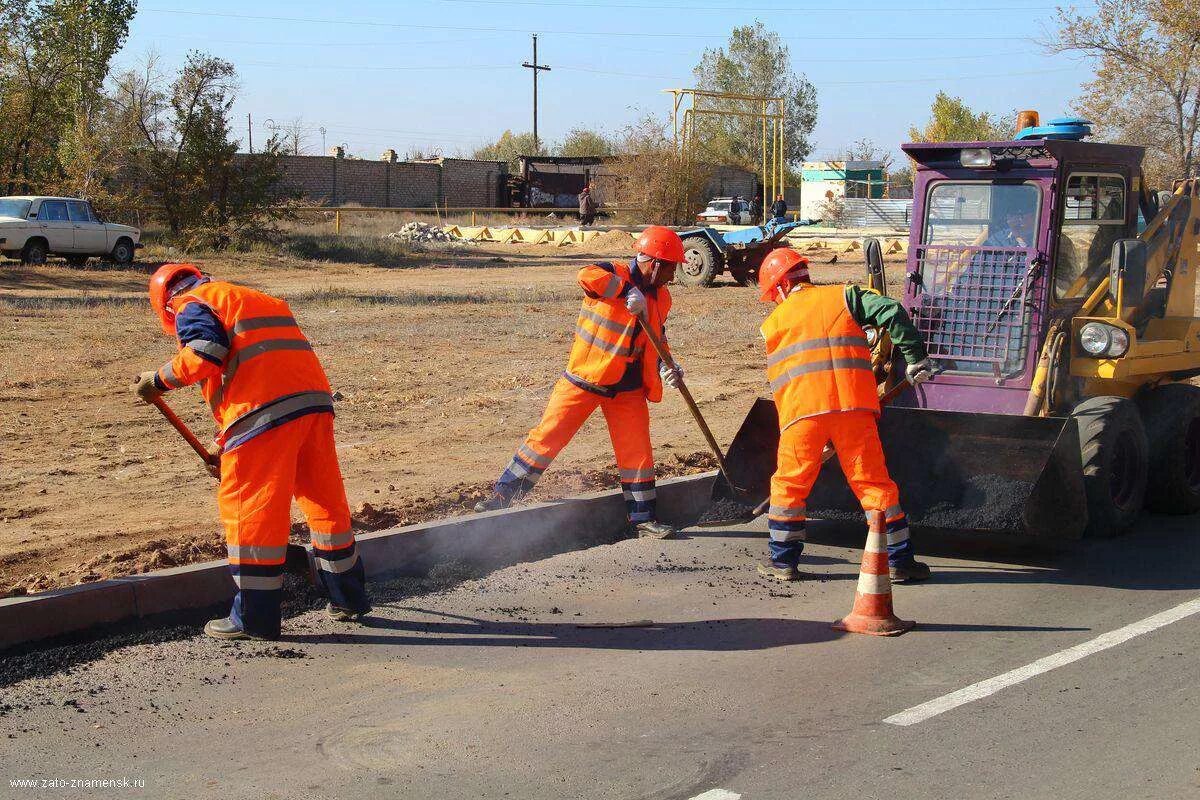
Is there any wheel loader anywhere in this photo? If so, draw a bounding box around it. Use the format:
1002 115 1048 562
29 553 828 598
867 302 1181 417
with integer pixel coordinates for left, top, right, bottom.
712 118 1200 538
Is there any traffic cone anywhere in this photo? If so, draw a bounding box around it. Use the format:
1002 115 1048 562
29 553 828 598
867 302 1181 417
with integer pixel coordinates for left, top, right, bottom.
833 510 914 636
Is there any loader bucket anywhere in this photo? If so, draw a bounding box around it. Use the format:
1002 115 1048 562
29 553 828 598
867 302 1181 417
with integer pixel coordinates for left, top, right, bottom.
706 400 1087 538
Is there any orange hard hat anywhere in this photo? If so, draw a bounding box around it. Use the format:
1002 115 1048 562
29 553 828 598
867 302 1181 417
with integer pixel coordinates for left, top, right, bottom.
634 225 685 264
758 247 810 303
149 263 203 333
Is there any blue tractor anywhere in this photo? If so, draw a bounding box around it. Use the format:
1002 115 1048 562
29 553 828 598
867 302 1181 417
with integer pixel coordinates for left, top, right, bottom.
675 219 811 287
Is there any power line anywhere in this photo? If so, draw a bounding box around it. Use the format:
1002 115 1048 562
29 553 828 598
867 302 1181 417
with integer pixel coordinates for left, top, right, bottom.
822 65 1077 85
142 8 1035 40
441 0 1053 10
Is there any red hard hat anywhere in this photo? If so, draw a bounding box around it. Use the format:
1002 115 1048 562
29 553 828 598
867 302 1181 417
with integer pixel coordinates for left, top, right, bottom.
758 248 810 303
149 263 203 334
634 225 685 264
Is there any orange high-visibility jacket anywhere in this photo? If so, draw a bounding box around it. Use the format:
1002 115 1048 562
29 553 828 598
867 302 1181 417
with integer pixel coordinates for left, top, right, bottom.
156 281 333 449
761 283 879 430
566 260 672 402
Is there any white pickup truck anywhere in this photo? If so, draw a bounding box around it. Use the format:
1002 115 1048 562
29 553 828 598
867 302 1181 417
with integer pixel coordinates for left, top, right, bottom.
0 196 142 266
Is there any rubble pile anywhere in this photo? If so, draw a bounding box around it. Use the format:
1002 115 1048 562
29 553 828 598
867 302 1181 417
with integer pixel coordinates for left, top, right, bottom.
385 221 457 244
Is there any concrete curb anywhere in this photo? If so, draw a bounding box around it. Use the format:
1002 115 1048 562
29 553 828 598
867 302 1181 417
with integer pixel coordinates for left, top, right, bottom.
0 471 716 652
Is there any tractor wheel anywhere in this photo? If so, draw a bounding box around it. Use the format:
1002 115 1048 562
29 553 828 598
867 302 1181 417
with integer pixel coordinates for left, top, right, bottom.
1137 383 1200 515
1072 396 1149 537
678 235 721 287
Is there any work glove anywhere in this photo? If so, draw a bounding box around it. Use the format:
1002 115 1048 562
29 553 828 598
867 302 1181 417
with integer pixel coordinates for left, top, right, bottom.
625 286 647 316
906 358 935 386
132 371 162 402
660 361 683 389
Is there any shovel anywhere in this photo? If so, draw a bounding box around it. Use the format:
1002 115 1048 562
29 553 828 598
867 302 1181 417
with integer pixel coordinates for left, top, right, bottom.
145 393 311 578
634 314 757 513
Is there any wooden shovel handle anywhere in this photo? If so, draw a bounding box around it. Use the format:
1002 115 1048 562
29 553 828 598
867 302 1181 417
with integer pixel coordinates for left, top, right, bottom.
149 395 218 466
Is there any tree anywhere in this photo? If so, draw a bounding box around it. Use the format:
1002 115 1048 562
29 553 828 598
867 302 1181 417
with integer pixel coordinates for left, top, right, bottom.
609 115 712 226
556 127 613 157
114 52 289 248
473 130 544 166
692 22 818 171
1047 0 1200 186
908 92 1013 143
0 0 136 196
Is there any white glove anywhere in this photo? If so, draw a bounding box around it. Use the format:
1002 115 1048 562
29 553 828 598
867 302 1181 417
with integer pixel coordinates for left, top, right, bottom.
906 358 935 385
625 287 646 316
660 362 683 389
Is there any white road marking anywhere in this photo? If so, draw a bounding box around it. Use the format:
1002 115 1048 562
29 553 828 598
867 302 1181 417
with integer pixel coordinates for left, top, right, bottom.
884 595 1200 727
688 791 740 800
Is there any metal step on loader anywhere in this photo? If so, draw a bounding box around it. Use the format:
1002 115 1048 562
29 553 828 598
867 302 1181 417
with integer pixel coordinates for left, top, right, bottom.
709 114 1200 539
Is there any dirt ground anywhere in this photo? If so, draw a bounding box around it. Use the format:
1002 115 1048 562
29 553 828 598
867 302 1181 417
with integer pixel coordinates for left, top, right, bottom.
0 236 884 595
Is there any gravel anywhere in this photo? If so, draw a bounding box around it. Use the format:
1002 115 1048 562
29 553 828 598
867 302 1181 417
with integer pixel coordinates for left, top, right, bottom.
384 222 458 244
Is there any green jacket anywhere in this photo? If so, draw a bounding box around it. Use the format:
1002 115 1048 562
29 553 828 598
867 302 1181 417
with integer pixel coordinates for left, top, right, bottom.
843 285 928 365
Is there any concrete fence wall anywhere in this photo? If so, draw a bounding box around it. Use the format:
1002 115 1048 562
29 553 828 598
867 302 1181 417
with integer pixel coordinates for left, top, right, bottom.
271 152 502 208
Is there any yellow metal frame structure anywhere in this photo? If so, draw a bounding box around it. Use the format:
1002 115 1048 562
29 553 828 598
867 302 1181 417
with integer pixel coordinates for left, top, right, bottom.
665 88 786 216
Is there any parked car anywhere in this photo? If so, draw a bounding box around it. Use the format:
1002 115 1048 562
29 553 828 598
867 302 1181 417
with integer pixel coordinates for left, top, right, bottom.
696 197 753 225
0 196 141 266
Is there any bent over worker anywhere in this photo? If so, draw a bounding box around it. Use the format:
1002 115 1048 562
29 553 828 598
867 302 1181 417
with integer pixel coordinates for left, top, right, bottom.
756 247 934 583
474 226 686 539
133 264 370 641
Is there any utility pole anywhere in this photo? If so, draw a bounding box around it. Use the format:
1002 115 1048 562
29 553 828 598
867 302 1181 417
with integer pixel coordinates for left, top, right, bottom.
521 34 551 152
247 113 253 154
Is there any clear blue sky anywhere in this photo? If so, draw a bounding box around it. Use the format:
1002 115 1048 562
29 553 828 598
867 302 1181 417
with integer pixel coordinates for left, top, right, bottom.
121 1 1099 163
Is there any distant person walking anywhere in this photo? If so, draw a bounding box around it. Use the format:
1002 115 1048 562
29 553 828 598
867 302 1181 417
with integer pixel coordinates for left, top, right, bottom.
771 195 788 223
729 195 743 223
579 185 598 227
749 195 763 225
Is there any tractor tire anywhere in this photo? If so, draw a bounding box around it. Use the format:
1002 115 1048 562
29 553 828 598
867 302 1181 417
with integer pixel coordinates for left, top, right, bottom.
21 238 48 265
110 238 135 265
1072 395 1149 537
65 255 89 267
678 235 721 287
1137 383 1200 515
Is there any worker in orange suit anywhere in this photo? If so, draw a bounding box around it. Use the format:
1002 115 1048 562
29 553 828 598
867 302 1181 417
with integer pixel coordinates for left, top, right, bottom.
132 264 370 641
474 226 687 539
756 247 934 583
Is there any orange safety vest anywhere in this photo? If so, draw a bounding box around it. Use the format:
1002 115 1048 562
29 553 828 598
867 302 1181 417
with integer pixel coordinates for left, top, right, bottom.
565 260 672 403
761 283 879 429
169 281 333 446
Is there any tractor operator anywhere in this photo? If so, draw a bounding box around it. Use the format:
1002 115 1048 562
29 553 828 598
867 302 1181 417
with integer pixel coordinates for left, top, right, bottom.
133 264 371 641
755 247 934 583
473 226 686 540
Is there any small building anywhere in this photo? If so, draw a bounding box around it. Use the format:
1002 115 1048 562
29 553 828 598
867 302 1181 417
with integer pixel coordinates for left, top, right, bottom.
800 160 886 220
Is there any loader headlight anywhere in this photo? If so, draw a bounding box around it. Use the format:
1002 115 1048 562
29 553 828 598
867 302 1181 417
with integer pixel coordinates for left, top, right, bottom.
865 327 879 347
1079 322 1130 358
959 148 994 168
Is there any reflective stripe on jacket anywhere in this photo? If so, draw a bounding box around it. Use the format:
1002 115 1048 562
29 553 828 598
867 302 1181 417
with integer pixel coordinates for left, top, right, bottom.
565 260 672 403
160 281 334 449
761 283 879 430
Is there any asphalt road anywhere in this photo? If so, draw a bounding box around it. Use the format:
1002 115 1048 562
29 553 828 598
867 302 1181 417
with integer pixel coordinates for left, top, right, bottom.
2 514 1198 800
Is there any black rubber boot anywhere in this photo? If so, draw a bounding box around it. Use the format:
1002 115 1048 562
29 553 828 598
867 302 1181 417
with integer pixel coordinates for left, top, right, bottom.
473 491 512 513
327 602 372 622
757 560 800 582
633 520 676 539
890 559 931 583
203 617 272 641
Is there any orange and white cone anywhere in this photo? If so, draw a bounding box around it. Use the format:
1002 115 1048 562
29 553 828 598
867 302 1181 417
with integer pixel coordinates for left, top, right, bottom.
833 510 914 636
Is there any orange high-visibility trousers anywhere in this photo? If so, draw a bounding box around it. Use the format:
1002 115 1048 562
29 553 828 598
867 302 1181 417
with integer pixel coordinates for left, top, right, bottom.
217 412 368 637
494 378 656 521
767 410 912 568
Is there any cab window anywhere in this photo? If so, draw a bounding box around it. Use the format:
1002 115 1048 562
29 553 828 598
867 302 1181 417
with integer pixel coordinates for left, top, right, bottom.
923 182 1040 247
1054 174 1126 300
37 200 69 221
